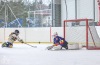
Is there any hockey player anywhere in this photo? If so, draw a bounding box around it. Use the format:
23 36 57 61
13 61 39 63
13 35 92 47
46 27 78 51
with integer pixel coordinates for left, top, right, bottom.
2 30 24 48
47 32 68 50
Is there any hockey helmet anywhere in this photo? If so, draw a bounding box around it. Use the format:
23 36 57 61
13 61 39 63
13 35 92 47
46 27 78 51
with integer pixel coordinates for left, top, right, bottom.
15 30 19 34
54 32 58 35
53 32 58 36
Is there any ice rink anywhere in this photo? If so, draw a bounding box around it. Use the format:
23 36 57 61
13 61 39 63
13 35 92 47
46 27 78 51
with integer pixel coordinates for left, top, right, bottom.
0 44 100 65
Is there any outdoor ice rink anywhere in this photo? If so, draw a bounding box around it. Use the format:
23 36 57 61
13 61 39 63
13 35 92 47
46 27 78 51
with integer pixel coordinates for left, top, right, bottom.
0 44 100 65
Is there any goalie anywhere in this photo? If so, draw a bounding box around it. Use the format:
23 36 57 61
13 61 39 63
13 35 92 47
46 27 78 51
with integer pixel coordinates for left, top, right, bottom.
47 32 68 50
2 30 24 48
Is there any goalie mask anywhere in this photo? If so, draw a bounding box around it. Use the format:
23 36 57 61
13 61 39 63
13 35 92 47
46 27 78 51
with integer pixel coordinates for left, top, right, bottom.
15 30 19 35
52 32 58 37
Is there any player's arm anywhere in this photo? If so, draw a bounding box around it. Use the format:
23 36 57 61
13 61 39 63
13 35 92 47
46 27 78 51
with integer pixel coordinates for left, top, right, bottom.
17 36 24 43
53 37 59 46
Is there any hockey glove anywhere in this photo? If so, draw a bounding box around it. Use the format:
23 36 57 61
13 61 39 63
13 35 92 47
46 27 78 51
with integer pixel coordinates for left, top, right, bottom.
20 39 24 43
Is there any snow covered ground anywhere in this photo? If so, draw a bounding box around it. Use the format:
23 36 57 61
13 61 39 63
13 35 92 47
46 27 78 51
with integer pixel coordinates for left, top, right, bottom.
0 44 100 65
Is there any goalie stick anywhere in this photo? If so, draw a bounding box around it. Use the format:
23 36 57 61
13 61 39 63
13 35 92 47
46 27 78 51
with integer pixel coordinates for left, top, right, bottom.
23 43 37 48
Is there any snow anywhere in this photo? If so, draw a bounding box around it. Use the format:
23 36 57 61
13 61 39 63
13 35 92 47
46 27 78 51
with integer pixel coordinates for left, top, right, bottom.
0 44 100 65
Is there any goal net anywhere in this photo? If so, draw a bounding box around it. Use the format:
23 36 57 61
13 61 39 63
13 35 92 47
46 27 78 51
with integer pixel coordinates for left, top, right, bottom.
63 19 100 50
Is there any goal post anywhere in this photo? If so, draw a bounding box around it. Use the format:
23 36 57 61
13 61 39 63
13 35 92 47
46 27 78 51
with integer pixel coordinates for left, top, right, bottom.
63 19 100 50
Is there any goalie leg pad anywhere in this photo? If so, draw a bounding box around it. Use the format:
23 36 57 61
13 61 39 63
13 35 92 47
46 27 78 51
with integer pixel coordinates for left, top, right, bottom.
52 45 62 50
47 46 53 50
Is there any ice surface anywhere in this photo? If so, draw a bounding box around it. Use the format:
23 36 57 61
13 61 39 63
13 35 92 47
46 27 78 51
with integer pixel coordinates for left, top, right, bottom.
0 44 100 65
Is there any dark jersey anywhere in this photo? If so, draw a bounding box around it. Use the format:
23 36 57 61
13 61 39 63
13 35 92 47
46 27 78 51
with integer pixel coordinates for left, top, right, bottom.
53 36 68 46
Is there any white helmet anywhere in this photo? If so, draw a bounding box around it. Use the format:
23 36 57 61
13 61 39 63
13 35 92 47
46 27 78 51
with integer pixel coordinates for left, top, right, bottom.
53 32 58 36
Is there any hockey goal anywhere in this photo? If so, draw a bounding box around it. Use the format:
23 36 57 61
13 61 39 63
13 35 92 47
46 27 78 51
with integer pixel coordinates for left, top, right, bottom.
63 19 100 50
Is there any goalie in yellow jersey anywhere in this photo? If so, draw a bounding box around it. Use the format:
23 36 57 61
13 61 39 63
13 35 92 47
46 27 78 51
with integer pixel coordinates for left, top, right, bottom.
2 30 24 48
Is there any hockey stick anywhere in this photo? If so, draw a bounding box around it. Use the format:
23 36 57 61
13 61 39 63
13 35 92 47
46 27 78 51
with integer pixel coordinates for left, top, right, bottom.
23 43 37 48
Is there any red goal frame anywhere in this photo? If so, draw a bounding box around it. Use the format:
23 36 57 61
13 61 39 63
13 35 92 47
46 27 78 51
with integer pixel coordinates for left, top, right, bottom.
63 19 100 50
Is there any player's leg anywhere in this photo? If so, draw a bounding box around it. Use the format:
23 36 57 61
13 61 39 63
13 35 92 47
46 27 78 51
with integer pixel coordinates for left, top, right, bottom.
2 42 13 48
7 42 13 48
62 41 68 50
47 46 54 50
2 42 7 47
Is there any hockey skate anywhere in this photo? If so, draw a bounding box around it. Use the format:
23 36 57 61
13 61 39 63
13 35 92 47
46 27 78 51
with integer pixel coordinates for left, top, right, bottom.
2 42 7 48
